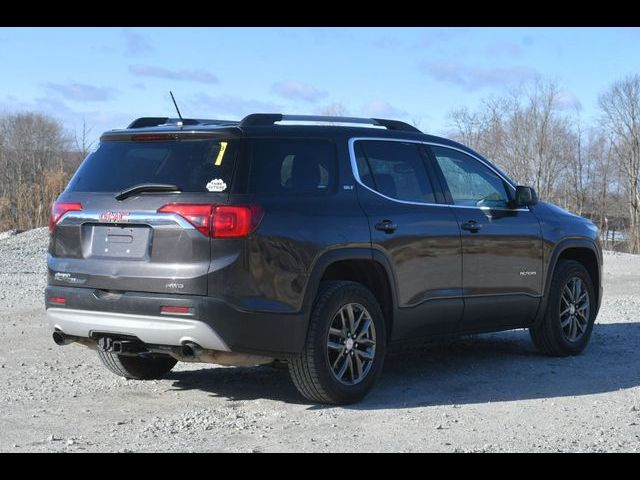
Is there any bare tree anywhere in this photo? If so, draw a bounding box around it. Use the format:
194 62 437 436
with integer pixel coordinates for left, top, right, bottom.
74 119 94 161
0 112 73 231
448 107 484 151
446 77 640 252
447 80 576 203
511 81 574 200
318 102 349 117
586 130 622 247
599 75 640 253
409 115 424 131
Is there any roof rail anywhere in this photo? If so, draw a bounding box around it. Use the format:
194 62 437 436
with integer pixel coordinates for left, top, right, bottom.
239 113 421 133
127 117 239 129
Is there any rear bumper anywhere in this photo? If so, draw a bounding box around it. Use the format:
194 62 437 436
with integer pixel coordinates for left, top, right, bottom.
47 308 230 351
45 286 308 356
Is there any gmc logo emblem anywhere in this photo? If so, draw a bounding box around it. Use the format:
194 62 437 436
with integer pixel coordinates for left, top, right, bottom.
98 212 130 223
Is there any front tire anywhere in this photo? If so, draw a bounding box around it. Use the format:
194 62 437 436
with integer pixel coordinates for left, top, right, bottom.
289 281 387 404
98 351 177 380
530 260 596 356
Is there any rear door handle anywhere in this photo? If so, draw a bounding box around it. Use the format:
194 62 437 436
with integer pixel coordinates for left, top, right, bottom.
375 220 398 234
461 220 482 232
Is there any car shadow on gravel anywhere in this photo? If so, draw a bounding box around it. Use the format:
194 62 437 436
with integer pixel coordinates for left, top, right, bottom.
166 322 640 409
166 363 307 405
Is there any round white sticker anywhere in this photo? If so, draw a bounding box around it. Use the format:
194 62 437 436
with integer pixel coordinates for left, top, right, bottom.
206 179 227 192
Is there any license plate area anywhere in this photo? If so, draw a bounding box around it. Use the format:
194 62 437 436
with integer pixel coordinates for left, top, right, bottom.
88 225 151 260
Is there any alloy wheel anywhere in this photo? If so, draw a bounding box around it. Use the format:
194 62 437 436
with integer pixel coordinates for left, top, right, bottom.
560 276 590 342
326 303 377 385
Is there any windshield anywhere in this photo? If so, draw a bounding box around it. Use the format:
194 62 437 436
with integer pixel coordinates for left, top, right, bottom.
66 139 237 193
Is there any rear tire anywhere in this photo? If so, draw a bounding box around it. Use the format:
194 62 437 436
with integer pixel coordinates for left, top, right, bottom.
530 260 596 356
98 351 177 380
289 281 386 404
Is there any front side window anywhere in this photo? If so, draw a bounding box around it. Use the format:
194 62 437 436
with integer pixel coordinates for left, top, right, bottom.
431 146 510 208
355 140 435 204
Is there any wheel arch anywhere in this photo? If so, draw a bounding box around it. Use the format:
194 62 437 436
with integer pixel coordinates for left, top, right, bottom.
301 249 398 339
535 238 602 324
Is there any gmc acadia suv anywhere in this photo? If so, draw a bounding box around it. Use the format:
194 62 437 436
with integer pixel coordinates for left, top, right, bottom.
46 113 602 404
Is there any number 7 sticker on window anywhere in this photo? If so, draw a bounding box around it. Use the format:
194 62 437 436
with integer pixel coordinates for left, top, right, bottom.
214 142 228 166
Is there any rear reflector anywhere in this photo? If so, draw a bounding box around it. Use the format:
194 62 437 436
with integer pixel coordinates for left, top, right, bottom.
49 202 83 232
157 204 263 238
50 297 66 305
161 306 190 315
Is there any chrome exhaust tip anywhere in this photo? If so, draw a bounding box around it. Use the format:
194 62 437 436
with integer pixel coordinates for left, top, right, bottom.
181 342 202 358
52 331 73 346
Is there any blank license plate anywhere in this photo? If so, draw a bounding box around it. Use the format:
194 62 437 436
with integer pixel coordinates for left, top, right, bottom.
90 226 150 259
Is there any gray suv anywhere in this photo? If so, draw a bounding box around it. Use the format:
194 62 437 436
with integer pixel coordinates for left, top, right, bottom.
47 114 602 404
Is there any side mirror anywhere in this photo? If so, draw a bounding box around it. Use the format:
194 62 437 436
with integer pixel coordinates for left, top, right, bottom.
514 186 538 207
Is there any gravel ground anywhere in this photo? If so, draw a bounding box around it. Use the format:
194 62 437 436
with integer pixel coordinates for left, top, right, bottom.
0 228 639 452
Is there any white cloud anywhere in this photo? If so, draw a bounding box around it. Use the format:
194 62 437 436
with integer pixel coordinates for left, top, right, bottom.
122 29 154 56
420 61 538 90
413 27 471 48
371 35 403 49
190 94 280 118
271 81 327 102
556 90 583 111
485 41 525 57
44 83 117 102
362 100 407 119
129 65 219 84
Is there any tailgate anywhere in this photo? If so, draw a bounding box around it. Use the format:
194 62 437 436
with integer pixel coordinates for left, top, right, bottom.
48 135 239 296
49 203 212 295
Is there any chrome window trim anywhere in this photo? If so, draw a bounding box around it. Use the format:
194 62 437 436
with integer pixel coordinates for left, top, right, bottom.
347 137 529 212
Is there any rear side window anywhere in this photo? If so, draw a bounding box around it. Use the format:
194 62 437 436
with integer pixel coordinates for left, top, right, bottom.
355 140 436 203
67 139 237 193
247 138 336 194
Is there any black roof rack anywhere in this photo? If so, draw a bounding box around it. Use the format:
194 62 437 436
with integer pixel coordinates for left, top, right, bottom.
126 114 421 133
239 114 422 133
127 117 239 129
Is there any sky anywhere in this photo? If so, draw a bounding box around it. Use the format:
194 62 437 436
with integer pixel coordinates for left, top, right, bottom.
1 27 639 145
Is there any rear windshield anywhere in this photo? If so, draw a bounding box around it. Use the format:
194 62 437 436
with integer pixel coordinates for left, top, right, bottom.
66 139 237 193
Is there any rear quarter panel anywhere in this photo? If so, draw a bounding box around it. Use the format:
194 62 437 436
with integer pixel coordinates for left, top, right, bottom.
209 139 371 314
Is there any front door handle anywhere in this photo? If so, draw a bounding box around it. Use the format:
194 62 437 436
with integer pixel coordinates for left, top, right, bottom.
375 220 398 234
461 220 482 232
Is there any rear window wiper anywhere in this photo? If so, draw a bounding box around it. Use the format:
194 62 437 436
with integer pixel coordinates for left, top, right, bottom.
115 183 182 201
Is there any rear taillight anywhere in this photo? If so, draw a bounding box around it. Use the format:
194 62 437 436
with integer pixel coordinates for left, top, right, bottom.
49 297 66 306
157 204 263 238
49 202 83 232
157 204 213 236
212 205 264 238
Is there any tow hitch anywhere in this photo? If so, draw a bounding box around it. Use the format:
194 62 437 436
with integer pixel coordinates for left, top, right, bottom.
97 336 146 354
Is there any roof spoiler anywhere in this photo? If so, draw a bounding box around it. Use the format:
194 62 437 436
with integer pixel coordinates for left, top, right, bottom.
239 113 422 133
127 117 239 129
